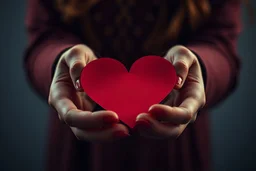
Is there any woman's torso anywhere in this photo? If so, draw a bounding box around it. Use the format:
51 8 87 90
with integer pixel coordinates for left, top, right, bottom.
46 1 212 171
55 0 196 68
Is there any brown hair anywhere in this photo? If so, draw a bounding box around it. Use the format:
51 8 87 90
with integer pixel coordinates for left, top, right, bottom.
166 0 211 39
55 0 252 40
55 0 211 36
55 0 100 21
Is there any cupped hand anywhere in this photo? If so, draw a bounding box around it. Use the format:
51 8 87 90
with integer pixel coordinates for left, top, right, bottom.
135 45 206 139
48 44 130 142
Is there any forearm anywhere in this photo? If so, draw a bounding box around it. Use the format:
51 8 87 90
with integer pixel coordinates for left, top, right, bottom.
185 0 242 108
24 30 81 100
23 0 82 100
187 43 241 108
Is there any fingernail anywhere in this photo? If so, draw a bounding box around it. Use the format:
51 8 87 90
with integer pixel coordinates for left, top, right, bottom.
177 76 182 85
103 116 118 124
75 79 81 89
136 113 148 121
136 120 151 128
114 131 130 138
148 105 155 112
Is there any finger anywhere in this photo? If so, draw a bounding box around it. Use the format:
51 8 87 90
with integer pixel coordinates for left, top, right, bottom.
148 97 200 124
62 108 120 129
166 47 196 89
135 113 182 139
179 96 201 122
71 123 130 142
49 84 119 129
64 45 96 91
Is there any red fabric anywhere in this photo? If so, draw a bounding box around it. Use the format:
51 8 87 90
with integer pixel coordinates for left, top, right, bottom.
23 0 242 171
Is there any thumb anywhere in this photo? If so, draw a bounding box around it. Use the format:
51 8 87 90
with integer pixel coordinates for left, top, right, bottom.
166 47 195 89
64 45 97 91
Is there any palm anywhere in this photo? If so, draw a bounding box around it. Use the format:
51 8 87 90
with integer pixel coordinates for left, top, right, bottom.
163 73 202 109
53 64 95 111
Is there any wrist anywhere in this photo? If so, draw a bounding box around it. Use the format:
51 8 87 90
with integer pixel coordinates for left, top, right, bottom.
188 49 207 89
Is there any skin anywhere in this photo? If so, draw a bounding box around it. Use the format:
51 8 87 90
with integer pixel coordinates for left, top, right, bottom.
135 45 206 139
48 44 206 142
48 44 130 142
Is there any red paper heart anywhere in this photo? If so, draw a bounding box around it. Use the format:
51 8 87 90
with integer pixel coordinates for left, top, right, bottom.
80 56 177 128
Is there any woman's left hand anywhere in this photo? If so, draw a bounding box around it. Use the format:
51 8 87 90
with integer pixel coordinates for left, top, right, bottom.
135 45 206 139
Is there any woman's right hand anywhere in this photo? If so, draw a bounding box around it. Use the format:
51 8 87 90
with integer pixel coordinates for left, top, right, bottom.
48 44 130 142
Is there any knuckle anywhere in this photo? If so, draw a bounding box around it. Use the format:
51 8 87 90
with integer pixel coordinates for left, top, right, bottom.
187 53 195 62
69 46 82 56
71 60 82 68
84 51 96 63
74 44 94 57
63 110 73 126
65 46 83 62
49 90 62 104
183 109 193 123
176 60 188 69
175 46 191 56
69 61 83 74
65 52 77 62
175 46 195 61
66 45 96 67
175 60 189 73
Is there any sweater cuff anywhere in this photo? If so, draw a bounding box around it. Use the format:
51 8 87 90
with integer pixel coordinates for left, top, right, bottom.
189 49 207 90
188 49 207 115
51 46 74 79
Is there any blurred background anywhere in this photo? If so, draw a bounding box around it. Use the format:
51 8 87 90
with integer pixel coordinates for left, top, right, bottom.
0 1 255 171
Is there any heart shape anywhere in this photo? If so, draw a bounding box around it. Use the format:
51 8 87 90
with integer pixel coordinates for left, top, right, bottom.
80 56 177 128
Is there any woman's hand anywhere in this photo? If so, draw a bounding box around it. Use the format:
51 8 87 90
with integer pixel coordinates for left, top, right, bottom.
135 45 206 139
48 44 130 142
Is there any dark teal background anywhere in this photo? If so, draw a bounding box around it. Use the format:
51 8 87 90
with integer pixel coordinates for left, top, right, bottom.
0 1 255 171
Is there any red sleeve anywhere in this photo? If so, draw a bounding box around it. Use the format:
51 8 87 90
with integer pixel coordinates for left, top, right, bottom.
23 0 82 100
185 0 242 109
